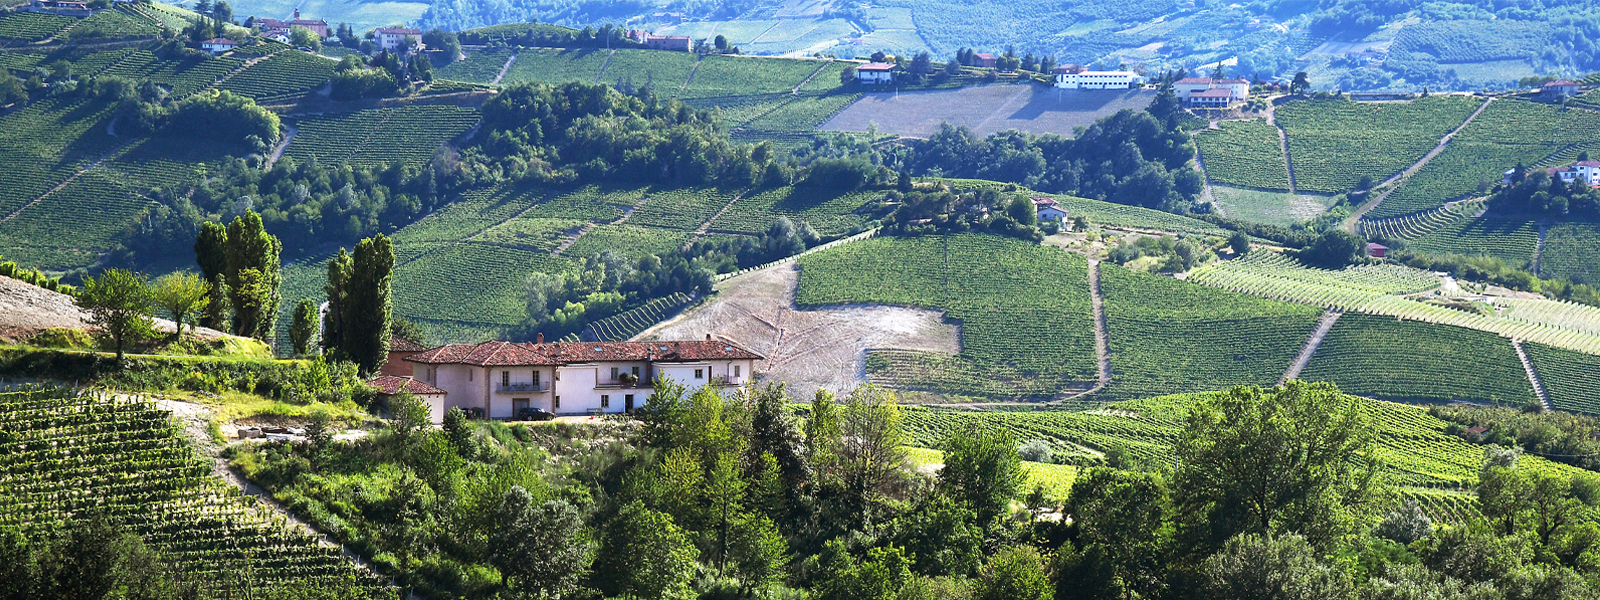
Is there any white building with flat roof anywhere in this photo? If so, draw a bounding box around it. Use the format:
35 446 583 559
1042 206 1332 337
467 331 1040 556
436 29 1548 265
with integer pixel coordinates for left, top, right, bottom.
1055 70 1143 90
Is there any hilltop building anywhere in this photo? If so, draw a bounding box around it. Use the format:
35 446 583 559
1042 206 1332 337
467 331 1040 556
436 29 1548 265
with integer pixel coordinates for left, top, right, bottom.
404 335 763 419
369 375 448 424
23 0 93 14
1054 70 1143 90
1543 80 1580 98
255 9 329 38
1366 243 1388 259
375 27 424 52
973 53 996 68
201 38 239 54
1547 160 1600 186
855 62 898 84
627 30 692 52
1174 77 1250 107
1033 197 1068 220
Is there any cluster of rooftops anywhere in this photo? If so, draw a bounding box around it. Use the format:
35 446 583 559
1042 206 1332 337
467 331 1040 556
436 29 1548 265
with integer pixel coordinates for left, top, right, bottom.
401 337 765 367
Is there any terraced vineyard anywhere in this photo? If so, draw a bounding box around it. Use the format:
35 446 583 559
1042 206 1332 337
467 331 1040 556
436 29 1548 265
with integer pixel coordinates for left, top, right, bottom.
1098 263 1322 400
393 242 570 327
629 187 741 230
1525 342 1600 415
106 136 249 190
475 217 583 252
711 185 877 236
1188 251 1439 311
389 185 552 245
797 233 1098 398
434 47 514 83
498 47 611 85
1496 297 1600 338
1406 215 1538 267
1359 201 1480 240
677 55 827 100
0 168 153 268
284 106 480 167
0 387 378 590
1193 118 1291 190
1276 96 1482 193
599 49 700 92
0 97 119 218
1371 142 1552 219
1300 313 1536 404
58 6 161 41
899 391 1583 490
1538 222 1600 285
581 292 692 341
99 51 244 98
564 224 693 259
0 11 76 42
217 50 335 102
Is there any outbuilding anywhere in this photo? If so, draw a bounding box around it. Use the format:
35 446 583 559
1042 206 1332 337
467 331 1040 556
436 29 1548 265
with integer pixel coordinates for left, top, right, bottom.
1032 197 1068 221
368 375 448 425
855 62 898 84
1366 242 1388 259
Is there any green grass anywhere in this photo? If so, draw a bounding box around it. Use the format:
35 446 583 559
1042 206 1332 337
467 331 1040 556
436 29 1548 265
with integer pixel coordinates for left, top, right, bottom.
498 47 612 86
1538 222 1600 286
1098 263 1323 400
1525 342 1600 415
1300 312 1536 405
711 185 876 236
564 224 694 260
1276 96 1483 193
1407 215 1539 268
284 105 480 168
1194 119 1290 191
904 446 1078 500
1210 185 1338 226
797 233 1098 398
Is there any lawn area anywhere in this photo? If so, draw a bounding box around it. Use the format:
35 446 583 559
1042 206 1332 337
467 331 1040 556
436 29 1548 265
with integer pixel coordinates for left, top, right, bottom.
1211 185 1338 226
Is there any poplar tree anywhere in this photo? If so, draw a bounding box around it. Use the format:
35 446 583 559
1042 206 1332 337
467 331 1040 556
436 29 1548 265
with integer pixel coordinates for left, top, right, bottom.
345 234 393 375
290 299 318 356
193 222 229 331
223 213 282 340
321 248 351 358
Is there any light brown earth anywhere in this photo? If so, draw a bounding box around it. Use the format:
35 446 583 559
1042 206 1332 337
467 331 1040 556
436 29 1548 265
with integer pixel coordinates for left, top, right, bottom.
0 275 230 342
821 85 1155 138
637 263 960 400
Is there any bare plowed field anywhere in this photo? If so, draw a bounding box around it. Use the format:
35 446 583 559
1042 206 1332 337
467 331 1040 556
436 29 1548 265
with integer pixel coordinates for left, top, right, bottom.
638 264 959 400
821 84 1155 138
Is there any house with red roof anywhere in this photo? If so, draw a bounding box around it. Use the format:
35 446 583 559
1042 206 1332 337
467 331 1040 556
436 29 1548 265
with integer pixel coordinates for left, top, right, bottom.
381 335 429 378
973 53 996 68
1543 80 1580 99
1547 160 1600 187
855 62 898 84
368 375 448 424
1173 77 1250 107
201 38 240 55
1032 197 1068 221
404 334 763 419
255 9 329 38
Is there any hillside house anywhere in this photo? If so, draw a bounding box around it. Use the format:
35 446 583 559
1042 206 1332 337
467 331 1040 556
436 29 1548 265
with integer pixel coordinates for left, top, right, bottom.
23 0 93 13
1543 80 1580 98
405 335 763 419
628 30 692 52
1033 197 1068 220
1366 242 1388 258
375 27 424 52
256 9 329 38
1054 70 1143 90
369 375 448 424
855 62 898 84
381 335 428 378
973 53 996 68
201 38 240 54
1174 77 1249 107
1547 160 1600 187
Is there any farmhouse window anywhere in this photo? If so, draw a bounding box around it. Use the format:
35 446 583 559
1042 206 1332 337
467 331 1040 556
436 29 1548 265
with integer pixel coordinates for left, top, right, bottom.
734 365 740 377
469 370 474 382
694 369 703 379
631 366 640 377
601 395 610 408
502 371 509 387
554 396 560 409
611 367 619 380
531 371 540 385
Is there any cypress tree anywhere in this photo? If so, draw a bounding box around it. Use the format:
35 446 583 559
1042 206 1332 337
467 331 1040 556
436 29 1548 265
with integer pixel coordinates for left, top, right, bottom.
193 222 230 331
321 248 352 358
346 234 394 375
290 299 318 356
223 213 282 340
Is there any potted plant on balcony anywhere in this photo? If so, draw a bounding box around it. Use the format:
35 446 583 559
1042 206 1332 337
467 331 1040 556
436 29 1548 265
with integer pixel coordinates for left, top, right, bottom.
618 373 639 386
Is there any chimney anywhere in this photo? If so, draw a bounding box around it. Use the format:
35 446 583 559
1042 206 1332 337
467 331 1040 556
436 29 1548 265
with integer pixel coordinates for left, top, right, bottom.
705 334 712 341
292 8 299 18
536 333 544 344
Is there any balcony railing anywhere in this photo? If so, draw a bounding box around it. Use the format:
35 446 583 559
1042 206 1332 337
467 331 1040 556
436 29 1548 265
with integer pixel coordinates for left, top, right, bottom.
709 375 743 386
497 382 549 393
596 378 651 389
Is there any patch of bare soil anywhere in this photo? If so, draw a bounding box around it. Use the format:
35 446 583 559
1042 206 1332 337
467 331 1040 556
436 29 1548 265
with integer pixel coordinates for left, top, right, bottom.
0 276 230 342
639 264 959 400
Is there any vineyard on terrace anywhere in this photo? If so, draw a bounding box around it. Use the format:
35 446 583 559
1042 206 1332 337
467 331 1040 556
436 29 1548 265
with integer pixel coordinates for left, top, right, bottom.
58 6 161 41
597 49 699 93
284 106 480 168
1187 251 1439 311
1358 201 1480 240
475 217 583 253
1276 96 1481 193
1496 297 1600 338
217 50 335 103
1406 215 1538 267
433 47 513 83
1097 263 1321 400
628 187 740 230
1538 223 1600 285
99 51 244 98
796 234 1098 398
677 55 829 100
392 242 570 326
0 97 119 218
564 224 694 259
899 391 1584 494
1193 119 1290 190
498 47 611 85
0 12 75 42
0 387 377 589
573 292 692 342
711 185 877 236
0 168 153 268
1525 342 1600 415
1370 142 1552 219
1299 313 1536 404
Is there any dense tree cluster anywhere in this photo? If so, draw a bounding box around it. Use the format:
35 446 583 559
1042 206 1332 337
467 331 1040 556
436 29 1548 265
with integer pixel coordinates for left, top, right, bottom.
193 212 282 340
321 234 394 375
1490 168 1600 219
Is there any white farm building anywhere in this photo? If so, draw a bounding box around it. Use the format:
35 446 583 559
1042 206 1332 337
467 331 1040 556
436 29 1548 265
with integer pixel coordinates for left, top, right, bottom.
1054 70 1143 90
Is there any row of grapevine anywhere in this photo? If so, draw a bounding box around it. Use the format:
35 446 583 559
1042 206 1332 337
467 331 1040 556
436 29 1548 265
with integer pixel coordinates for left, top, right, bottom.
285 106 480 168
583 292 692 341
1370 141 1553 219
710 185 878 236
1538 222 1600 285
1276 96 1482 193
432 47 514 83
1525 342 1600 415
0 11 75 42
217 50 335 102
1405 215 1538 267
1193 118 1292 191
564 224 694 260
1299 312 1538 405
1495 296 1600 338
1359 200 1480 240
0 387 381 590
628 187 742 230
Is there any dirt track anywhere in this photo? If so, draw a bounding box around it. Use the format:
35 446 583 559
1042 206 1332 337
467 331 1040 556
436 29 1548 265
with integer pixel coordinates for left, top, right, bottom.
639 264 959 400
821 85 1155 138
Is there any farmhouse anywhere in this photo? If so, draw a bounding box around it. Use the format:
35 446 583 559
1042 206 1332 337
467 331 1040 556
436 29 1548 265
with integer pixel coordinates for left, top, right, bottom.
1174 77 1249 107
405 335 763 419
855 62 898 84
1032 197 1068 220
368 375 448 425
629 30 692 52
255 9 329 38
381 335 428 378
1054 70 1143 90
973 53 996 68
23 0 93 13
201 38 239 54
1543 79 1580 98
1547 160 1600 187
374 27 424 52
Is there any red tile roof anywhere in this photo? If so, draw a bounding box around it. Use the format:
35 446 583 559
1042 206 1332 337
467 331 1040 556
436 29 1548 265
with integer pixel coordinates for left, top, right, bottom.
1574 160 1600 168
974 53 994 59
202 38 239 45
1546 80 1579 87
369 375 447 395
406 340 561 366
405 338 765 365
858 62 896 71
390 335 427 352
1032 197 1058 207
1177 77 1248 85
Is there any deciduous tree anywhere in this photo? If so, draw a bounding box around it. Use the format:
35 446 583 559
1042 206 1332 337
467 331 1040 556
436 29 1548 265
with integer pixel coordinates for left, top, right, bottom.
290 298 318 355
77 269 155 362
151 272 208 340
